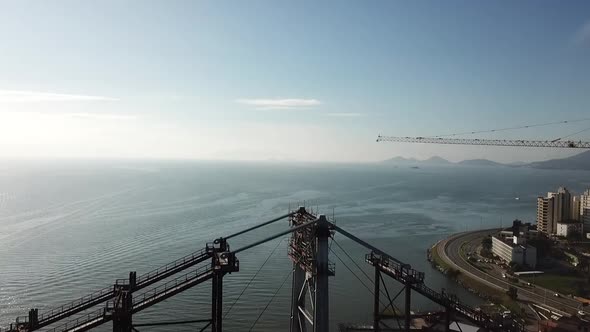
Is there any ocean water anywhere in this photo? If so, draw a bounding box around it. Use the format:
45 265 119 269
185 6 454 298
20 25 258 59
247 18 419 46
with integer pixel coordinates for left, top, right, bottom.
1 160 589 331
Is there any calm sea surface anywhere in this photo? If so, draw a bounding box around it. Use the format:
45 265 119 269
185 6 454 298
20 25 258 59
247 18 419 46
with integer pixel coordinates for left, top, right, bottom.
1 161 589 331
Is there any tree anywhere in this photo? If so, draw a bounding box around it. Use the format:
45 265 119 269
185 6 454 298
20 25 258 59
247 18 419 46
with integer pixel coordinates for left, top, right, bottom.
447 268 461 279
482 237 492 252
507 286 518 300
578 256 589 273
508 261 518 273
528 237 553 259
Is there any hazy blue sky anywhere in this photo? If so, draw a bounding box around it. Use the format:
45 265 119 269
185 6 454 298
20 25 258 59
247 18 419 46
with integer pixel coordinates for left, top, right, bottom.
1 1 589 162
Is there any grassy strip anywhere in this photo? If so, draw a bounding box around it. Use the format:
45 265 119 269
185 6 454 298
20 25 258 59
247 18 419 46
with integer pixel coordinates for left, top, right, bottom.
455 273 521 314
521 274 588 297
429 243 451 271
429 241 523 316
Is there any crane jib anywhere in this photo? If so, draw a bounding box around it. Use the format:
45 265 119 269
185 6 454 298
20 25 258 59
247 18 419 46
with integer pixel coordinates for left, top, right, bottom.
376 136 590 149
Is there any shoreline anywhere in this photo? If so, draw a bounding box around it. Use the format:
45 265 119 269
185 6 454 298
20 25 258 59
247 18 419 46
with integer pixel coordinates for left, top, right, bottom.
427 228 588 328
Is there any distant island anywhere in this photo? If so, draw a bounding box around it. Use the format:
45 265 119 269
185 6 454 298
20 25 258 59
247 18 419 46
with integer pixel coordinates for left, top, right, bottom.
382 150 590 171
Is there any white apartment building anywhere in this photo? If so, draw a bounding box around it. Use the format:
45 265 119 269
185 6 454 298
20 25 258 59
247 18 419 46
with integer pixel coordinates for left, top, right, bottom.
491 236 537 268
556 221 583 237
581 189 590 225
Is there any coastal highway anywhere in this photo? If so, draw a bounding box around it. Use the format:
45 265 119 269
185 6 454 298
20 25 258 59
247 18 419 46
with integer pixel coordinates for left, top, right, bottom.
436 229 583 316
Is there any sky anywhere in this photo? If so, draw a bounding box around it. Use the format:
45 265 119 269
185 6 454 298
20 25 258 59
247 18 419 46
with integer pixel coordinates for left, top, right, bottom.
1 1 590 163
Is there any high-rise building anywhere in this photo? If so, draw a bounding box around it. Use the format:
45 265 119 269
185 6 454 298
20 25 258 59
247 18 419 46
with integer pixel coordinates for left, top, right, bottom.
581 189 590 225
551 187 572 223
537 187 578 235
572 196 581 222
537 195 555 234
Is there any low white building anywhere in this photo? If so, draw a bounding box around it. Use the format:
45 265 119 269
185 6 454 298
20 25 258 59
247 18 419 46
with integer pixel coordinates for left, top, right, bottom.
491 236 537 268
556 221 583 237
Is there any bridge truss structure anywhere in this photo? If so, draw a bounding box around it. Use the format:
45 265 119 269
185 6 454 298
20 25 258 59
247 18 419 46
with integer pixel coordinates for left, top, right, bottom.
4 207 524 332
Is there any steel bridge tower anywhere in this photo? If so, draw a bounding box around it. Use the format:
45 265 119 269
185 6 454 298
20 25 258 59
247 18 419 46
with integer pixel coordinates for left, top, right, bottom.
289 209 334 332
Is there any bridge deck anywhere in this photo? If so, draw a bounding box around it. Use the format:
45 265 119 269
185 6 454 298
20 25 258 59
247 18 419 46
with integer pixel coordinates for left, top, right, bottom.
367 254 523 331
17 247 211 330
44 264 215 332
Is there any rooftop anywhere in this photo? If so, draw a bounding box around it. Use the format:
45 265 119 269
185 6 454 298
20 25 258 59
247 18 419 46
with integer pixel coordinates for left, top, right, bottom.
557 219 583 225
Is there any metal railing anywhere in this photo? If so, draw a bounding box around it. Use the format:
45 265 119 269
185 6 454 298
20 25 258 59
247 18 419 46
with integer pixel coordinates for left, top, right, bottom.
45 308 106 332
24 247 209 327
366 252 425 284
368 253 523 331
133 264 212 309
136 248 208 285
36 285 113 323
34 265 214 332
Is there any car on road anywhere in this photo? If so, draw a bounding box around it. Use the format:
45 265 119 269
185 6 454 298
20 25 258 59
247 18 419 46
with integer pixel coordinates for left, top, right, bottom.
578 310 586 317
554 293 560 297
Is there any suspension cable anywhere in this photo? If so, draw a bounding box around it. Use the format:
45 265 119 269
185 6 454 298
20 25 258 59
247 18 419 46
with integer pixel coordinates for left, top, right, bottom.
429 118 590 138
248 269 293 331
329 245 405 326
332 238 390 299
553 127 590 142
329 247 375 297
332 239 405 328
224 237 285 318
332 239 374 284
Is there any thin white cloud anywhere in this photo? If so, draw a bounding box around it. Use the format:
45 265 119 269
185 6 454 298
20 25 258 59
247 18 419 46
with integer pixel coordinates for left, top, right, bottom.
63 113 137 120
236 98 321 110
327 112 364 117
1 111 137 121
0 90 118 103
573 20 590 46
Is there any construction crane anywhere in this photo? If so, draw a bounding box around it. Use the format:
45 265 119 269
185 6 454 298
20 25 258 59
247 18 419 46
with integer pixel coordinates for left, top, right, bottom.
376 136 590 149
377 119 590 149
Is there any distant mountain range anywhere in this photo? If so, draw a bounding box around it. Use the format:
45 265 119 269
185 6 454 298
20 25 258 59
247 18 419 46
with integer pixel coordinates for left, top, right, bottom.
382 150 590 170
527 150 590 170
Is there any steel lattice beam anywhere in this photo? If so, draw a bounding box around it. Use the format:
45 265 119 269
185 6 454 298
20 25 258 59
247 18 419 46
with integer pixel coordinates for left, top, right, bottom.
376 135 590 148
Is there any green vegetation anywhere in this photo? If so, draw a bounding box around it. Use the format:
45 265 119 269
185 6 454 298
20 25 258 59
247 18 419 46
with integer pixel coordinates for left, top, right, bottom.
481 237 492 252
448 268 461 279
459 242 471 262
527 237 554 258
455 273 522 316
506 286 518 300
480 236 494 258
429 245 451 271
507 261 522 273
521 274 590 297
578 256 590 273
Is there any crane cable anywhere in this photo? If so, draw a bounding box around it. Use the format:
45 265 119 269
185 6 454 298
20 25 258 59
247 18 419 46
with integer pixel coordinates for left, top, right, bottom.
223 237 285 318
429 118 590 138
248 269 293 331
552 126 590 142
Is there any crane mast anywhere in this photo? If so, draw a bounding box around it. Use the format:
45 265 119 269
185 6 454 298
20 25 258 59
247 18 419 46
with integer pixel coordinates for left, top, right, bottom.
376 136 590 149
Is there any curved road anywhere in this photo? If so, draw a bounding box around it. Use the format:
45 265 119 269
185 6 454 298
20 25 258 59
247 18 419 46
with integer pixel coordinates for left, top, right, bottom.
436 229 582 316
